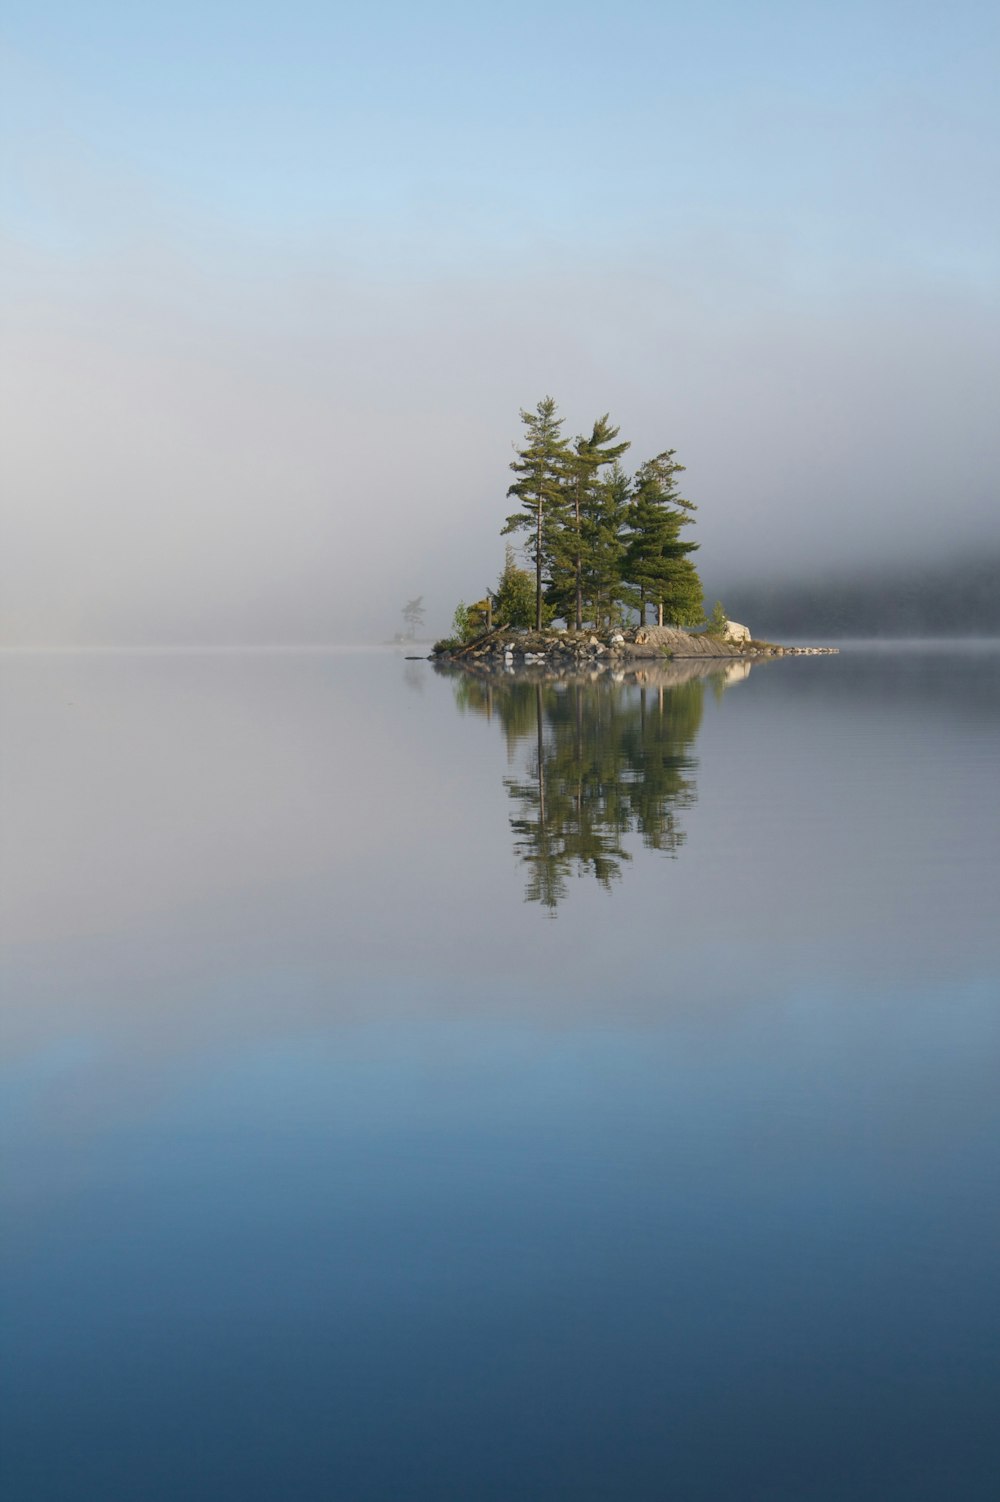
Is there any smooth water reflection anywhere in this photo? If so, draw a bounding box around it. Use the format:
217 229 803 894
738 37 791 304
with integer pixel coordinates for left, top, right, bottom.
441 661 718 908
2 645 998 1500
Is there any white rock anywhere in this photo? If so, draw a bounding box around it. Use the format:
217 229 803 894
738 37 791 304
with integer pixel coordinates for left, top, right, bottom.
723 620 751 642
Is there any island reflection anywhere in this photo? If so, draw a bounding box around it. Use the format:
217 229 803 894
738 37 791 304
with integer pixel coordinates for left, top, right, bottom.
438 659 751 911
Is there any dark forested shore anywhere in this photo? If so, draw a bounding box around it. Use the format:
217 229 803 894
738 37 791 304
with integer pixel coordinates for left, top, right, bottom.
715 548 1000 639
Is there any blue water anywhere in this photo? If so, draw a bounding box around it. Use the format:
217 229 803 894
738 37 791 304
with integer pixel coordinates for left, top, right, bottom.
2 644 998 1499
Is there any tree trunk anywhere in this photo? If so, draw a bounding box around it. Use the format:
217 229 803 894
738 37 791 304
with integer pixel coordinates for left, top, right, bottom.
536 683 545 827
536 494 543 630
574 478 583 630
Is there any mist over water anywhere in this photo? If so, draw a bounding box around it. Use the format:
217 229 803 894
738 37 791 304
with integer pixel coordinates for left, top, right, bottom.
2 643 998 1499
4 275 998 647
4 2 1000 1493
714 550 1000 640
4 2 999 647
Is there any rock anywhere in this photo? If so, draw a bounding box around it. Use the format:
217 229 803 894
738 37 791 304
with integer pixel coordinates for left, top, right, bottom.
434 624 837 671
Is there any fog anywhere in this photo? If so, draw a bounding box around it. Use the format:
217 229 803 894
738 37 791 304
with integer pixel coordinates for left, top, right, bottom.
4 253 997 646
3 1 998 646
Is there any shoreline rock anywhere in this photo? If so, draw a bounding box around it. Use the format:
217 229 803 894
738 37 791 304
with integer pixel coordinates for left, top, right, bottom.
432 623 838 668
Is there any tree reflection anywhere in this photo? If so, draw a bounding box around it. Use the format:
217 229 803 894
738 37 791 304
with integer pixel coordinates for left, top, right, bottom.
441 662 742 912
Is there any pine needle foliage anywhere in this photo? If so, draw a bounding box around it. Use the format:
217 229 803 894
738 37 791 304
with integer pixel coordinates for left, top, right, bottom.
502 397 571 629
493 545 546 629
550 415 631 629
500 400 707 630
623 451 702 626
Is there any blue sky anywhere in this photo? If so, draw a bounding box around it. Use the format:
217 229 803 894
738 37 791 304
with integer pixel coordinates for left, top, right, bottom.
8 0 997 275
2 0 998 641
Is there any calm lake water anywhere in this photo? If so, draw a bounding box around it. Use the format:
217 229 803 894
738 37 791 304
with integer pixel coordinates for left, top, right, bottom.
2 643 998 1500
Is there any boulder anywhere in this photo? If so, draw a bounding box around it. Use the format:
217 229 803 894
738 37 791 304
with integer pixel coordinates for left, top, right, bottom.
723 620 751 642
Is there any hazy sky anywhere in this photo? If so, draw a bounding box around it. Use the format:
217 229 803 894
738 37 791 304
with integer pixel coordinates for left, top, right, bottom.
3 0 998 643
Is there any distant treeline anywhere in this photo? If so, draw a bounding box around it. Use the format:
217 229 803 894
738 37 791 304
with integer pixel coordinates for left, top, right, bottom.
715 550 1000 638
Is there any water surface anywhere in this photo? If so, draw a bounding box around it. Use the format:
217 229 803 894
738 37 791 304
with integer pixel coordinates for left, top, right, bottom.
2 644 998 1499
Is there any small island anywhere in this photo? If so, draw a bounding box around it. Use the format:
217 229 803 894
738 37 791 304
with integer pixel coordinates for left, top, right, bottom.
434 621 836 669
433 397 836 668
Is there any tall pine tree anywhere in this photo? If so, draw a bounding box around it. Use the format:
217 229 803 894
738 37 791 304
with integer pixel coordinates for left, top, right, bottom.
581 461 632 629
623 451 703 626
500 403 705 631
502 398 570 630
552 415 630 629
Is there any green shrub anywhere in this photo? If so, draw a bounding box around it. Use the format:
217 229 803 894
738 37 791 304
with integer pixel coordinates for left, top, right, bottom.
451 602 477 644
492 547 539 629
706 600 728 636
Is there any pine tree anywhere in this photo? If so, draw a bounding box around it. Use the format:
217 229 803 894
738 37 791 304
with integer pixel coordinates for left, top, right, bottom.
657 556 705 627
623 451 703 626
502 398 570 630
401 596 425 639
492 545 540 630
581 461 631 629
552 415 630 629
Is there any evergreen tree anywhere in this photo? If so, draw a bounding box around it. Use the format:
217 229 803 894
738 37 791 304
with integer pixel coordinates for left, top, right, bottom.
492 545 541 630
623 451 703 626
706 600 728 635
502 398 570 630
499 404 706 632
580 461 631 629
401 596 425 639
552 415 630 629
657 556 705 627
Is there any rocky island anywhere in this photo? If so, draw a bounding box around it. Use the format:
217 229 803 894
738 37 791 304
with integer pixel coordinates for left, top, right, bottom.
431 397 838 672
433 621 836 671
